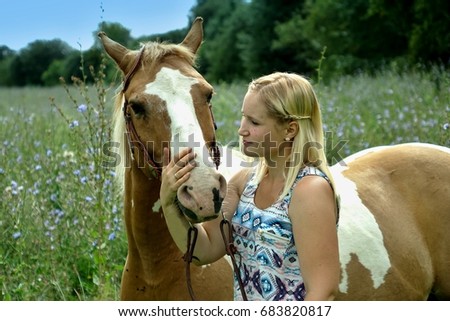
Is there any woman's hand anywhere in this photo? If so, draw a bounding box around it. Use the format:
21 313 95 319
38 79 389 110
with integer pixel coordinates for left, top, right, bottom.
160 147 197 208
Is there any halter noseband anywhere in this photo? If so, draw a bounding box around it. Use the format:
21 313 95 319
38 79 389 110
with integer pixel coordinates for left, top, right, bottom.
121 46 221 179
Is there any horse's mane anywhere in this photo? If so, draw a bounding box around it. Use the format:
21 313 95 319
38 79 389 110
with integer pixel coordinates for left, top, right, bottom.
111 41 196 189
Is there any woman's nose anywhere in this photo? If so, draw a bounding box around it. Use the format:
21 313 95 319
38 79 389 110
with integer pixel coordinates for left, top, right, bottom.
237 119 246 136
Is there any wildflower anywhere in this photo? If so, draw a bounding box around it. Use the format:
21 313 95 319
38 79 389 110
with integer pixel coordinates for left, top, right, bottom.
85 196 93 202
108 232 116 241
77 104 87 113
12 231 22 239
63 150 74 158
0 168 4 174
35 165 42 171
80 176 88 184
69 120 79 128
443 123 449 130
46 149 52 157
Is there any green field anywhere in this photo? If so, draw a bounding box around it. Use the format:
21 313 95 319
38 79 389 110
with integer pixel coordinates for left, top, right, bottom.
1 66 449 300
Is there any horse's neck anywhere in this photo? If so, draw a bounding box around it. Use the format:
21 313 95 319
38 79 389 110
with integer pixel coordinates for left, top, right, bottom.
123 163 181 267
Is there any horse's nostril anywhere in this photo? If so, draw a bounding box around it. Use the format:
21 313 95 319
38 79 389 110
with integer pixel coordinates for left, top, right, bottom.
218 174 227 195
180 185 193 201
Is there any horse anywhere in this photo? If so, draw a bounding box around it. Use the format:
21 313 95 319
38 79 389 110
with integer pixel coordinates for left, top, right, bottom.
98 17 233 300
331 143 450 300
100 17 450 300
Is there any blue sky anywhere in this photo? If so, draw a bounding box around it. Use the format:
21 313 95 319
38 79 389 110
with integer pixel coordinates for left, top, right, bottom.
0 0 197 51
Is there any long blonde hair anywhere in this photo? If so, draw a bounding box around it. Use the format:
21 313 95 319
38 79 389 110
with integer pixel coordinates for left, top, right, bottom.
247 72 338 206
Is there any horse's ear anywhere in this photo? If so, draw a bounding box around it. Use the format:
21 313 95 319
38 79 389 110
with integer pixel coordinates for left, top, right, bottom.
98 31 131 73
180 17 203 54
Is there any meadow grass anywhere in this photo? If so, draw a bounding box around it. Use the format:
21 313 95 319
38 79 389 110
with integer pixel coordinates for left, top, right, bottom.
0 66 449 300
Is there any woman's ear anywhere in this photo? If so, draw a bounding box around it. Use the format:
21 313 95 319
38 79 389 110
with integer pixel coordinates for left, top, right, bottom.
286 121 299 140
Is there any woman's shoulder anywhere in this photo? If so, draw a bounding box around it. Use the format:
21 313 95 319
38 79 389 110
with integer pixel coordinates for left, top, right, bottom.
298 166 330 181
293 167 334 202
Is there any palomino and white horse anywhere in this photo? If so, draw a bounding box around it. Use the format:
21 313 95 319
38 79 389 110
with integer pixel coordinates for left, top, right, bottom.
99 17 450 300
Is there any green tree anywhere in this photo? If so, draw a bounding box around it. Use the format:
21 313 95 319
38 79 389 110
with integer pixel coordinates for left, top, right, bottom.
238 0 304 78
189 0 248 82
0 45 15 86
409 0 450 63
10 39 72 86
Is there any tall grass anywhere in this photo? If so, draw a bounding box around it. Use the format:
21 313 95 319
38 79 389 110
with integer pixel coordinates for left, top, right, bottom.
0 64 449 300
0 58 126 300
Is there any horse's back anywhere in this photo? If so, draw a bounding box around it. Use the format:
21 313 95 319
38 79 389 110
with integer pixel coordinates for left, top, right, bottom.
333 143 450 300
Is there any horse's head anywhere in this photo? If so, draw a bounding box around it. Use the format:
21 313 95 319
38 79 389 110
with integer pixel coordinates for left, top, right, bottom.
99 17 227 223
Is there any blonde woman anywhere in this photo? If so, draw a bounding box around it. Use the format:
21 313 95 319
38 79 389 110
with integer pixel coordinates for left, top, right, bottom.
161 72 340 301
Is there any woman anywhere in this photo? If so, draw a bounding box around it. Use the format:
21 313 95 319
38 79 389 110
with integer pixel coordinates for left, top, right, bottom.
161 72 340 301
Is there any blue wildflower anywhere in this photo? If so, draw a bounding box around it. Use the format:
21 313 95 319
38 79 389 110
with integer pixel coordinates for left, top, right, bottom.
12 231 22 239
85 196 93 202
69 120 79 128
443 123 449 130
108 232 116 241
77 104 87 113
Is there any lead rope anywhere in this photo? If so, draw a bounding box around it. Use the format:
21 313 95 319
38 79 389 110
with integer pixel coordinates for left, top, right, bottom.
183 215 248 301
220 214 248 301
183 224 199 301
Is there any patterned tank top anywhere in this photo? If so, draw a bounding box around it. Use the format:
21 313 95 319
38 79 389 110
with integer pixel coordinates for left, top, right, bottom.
232 166 332 301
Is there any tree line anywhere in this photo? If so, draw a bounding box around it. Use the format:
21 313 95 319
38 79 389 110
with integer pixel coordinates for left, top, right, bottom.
0 0 449 87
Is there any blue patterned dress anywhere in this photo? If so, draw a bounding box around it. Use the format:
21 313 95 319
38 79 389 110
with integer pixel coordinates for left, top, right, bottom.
232 166 331 301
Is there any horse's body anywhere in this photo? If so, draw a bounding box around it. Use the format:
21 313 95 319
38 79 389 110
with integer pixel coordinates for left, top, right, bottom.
332 143 450 300
100 17 450 300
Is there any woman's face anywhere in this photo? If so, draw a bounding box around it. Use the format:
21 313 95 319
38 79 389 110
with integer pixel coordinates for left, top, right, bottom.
238 90 288 159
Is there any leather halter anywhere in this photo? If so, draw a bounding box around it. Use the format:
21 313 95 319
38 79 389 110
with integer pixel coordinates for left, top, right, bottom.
121 46 221 180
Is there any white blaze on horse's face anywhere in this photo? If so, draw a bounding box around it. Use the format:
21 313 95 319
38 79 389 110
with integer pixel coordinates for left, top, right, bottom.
145 67 205 154
145 66 226 222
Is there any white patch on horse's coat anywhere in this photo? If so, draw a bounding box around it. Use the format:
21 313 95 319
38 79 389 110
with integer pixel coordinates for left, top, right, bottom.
144 67 208 167
331 160 391 293
152 199 161 213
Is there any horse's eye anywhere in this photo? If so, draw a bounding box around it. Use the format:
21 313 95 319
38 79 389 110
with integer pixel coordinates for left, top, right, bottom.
206 92 213 104
130 102 146 117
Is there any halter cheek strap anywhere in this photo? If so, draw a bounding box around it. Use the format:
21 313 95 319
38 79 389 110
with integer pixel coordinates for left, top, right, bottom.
121 46 162 179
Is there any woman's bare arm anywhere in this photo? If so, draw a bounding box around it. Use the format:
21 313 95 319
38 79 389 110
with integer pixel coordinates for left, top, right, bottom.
289 175 340 301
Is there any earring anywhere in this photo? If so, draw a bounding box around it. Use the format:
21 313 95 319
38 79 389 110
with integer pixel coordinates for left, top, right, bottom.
284 137 290 141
